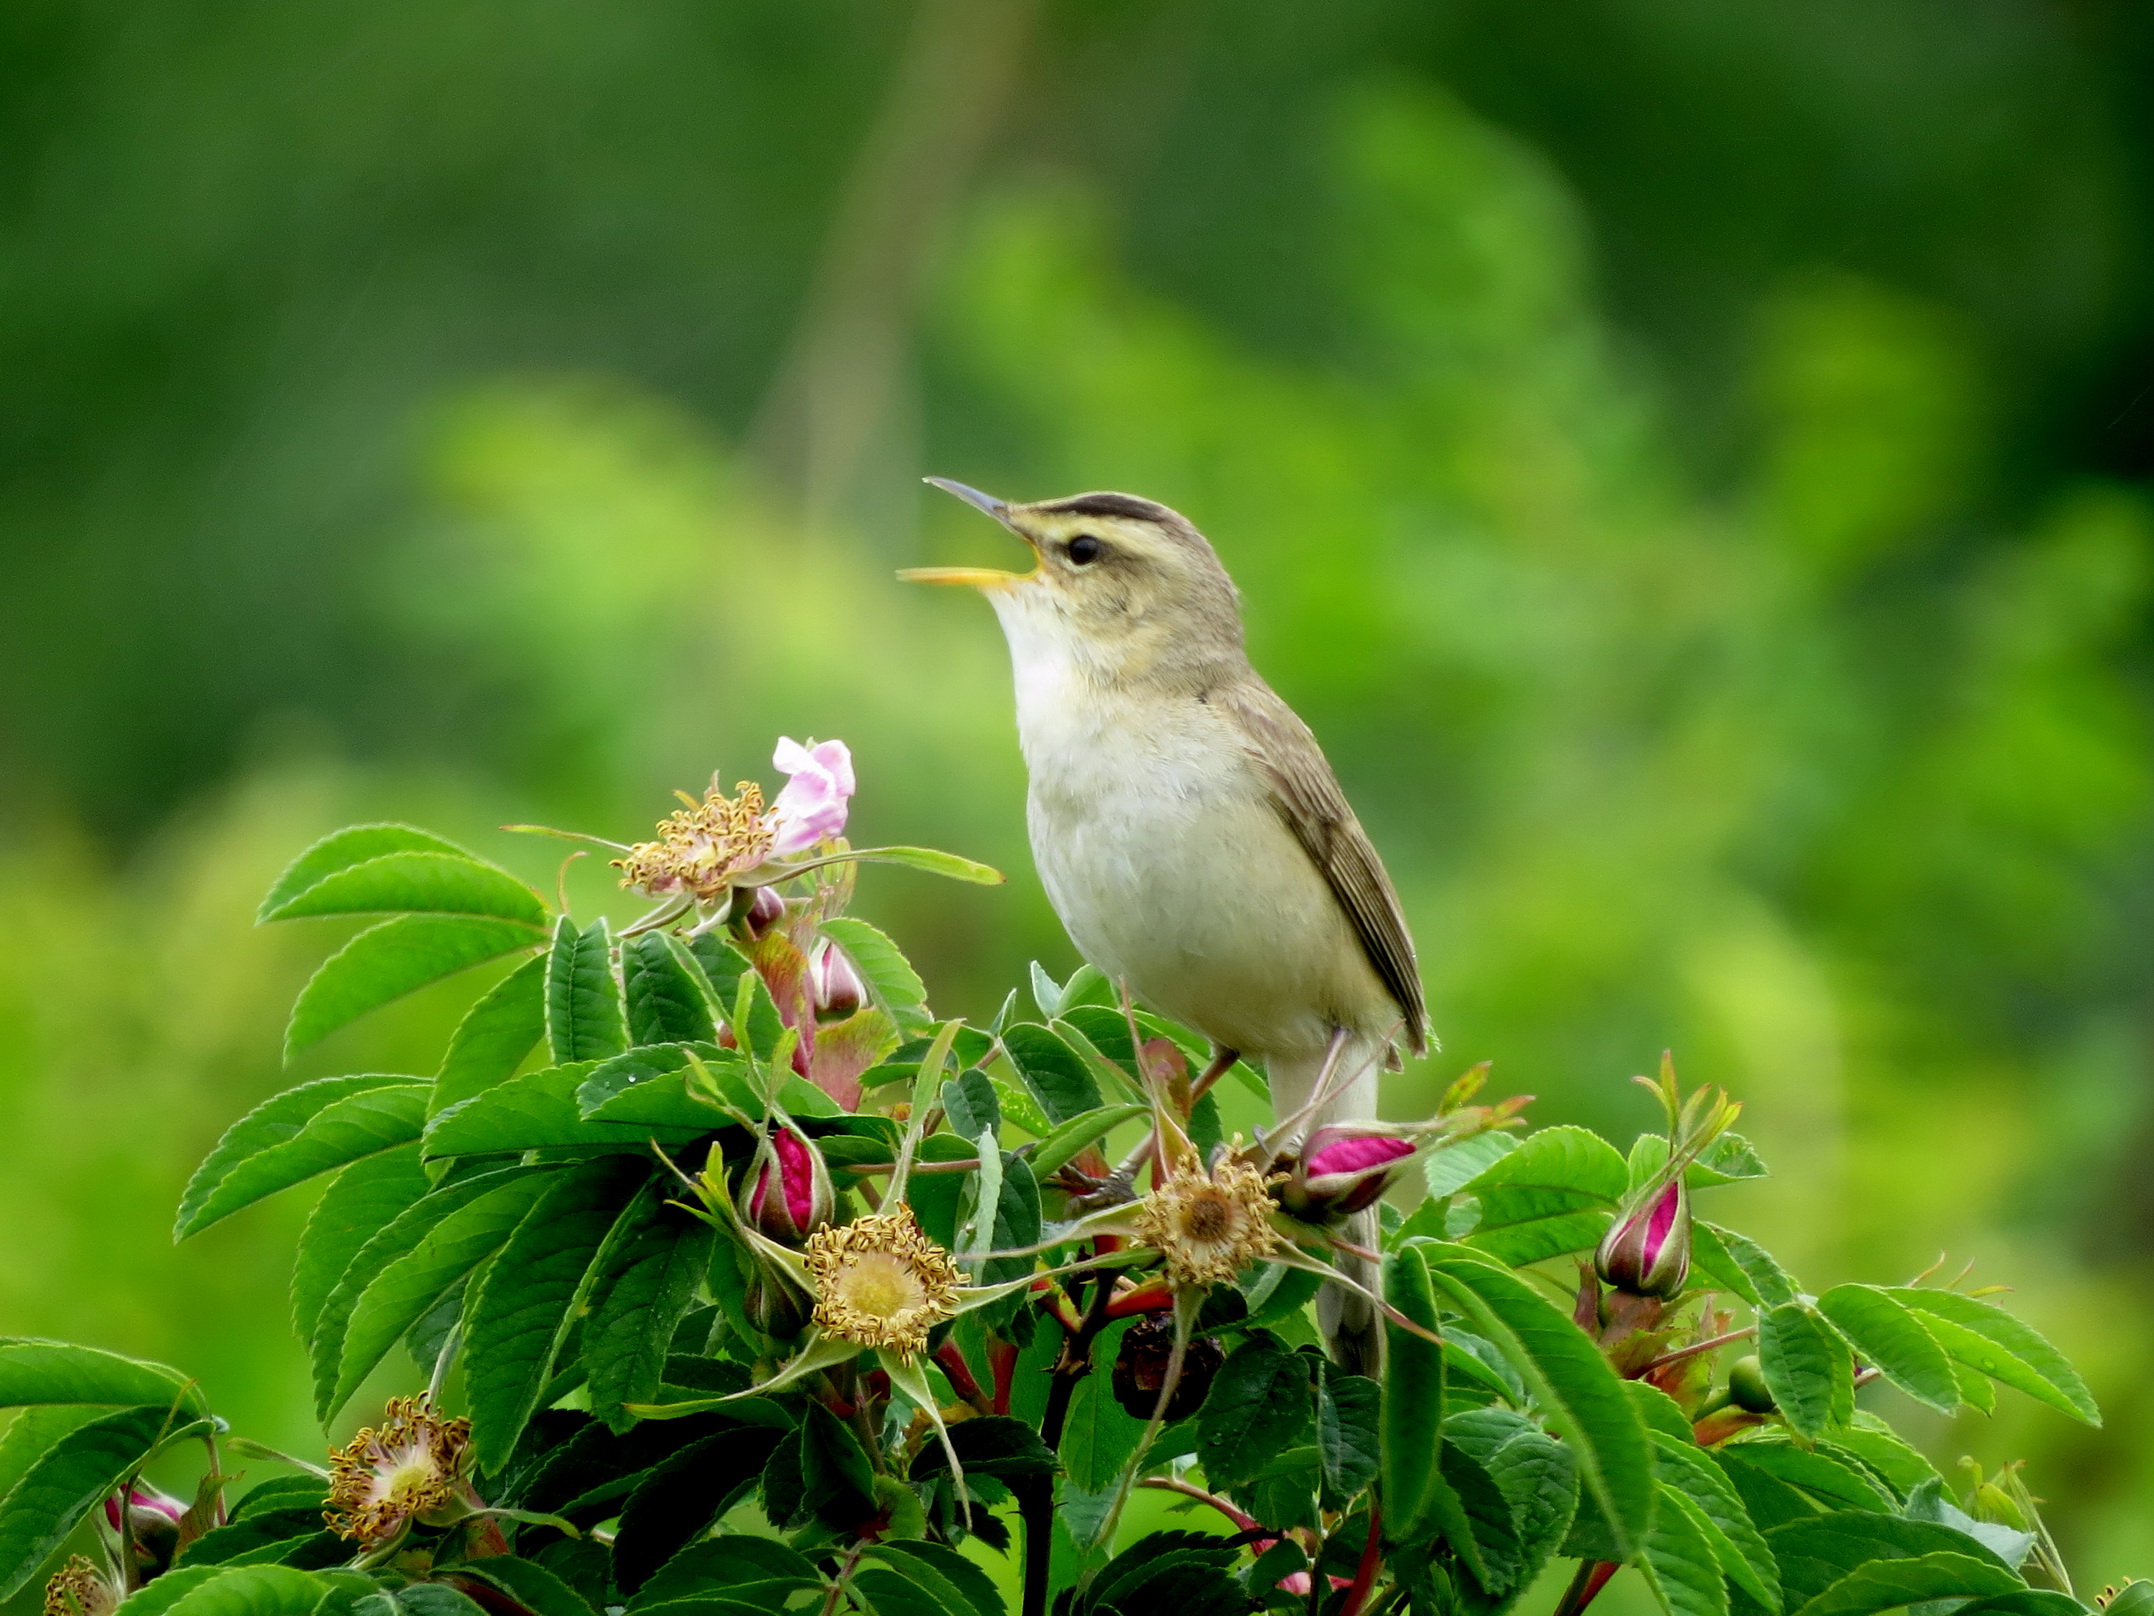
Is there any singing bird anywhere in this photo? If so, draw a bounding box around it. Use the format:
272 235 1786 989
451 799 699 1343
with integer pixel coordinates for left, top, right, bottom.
903 479 1429 1369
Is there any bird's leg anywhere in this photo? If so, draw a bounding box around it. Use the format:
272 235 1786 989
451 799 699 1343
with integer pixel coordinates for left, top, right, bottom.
1259 1025 1355 1156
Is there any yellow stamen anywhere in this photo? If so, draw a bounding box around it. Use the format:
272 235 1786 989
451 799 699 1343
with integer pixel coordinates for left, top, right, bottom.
614 779 777 902
325 1395 472 1545
1137 1159 1282 1288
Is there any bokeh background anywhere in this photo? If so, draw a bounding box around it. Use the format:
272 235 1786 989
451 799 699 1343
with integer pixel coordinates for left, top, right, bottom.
3 0 2153 1591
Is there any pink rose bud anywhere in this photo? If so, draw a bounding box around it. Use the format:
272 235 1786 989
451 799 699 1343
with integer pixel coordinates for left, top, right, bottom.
767 737 855 856
1594 1179 1691 1298
809 941 866 1022
747 1124 834 1244
737 883 786 937
1277 1126 1418 1220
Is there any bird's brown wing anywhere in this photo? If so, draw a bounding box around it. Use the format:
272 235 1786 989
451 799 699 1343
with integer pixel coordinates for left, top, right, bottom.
1215 680 1429 1054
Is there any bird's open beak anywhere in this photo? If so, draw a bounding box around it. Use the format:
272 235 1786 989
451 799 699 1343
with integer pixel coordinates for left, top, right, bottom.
900 477 1036 589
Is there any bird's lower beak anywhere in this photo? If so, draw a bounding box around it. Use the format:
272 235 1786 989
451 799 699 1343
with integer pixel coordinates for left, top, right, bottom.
905 476 1037 590
897 565 1023 589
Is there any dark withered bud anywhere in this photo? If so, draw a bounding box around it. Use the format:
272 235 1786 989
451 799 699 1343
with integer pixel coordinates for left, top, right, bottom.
1111 1314 1225 1422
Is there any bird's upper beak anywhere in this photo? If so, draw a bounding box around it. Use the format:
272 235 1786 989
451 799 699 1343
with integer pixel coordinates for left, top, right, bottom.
900 477 1036 589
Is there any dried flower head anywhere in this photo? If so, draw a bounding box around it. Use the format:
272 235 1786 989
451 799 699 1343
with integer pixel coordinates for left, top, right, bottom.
614 779 776 902
43 1557 115 1616
1138 1158 1282 1288
325 1395 473 1545
803 1205 964 1354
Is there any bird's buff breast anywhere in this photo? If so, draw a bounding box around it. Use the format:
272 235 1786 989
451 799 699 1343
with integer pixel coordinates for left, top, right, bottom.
1015 684 1373 1059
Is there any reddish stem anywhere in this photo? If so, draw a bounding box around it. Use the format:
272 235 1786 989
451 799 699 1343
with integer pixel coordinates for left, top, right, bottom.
1339 1507 1385 1616
1105 1279 1175 1319
989 1339 1019 1416
933 1341 991 1413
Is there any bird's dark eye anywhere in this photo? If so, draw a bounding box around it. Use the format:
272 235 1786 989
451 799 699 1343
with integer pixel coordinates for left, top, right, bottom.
1066 535 1105 565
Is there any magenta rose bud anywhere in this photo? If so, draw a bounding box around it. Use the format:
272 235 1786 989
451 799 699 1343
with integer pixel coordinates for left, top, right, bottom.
1278 1126 1418 1220
1594 1179 1692 1298
809 941 866 1022
747 1124 835 1244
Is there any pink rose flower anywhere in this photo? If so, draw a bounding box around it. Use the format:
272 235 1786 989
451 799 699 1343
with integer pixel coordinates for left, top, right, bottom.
767 737 855 856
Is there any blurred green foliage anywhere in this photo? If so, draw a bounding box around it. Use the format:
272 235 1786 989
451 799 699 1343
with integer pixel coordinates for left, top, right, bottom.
2 0 2152 1597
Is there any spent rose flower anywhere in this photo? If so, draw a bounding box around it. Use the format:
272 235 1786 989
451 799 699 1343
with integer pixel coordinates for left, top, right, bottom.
768 737 855 855
1276 1126 1418 1221
43 1558 116 1616
324 1395 478 1546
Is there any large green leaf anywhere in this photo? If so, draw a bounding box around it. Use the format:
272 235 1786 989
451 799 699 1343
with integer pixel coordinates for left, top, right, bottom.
1445 1408 1579 1603
1766 1509 2014 1609
1196 1336 1312 1491
860 1540 1005 1616
259 825 470 920
581 1191 715 1434
1060 1321 1144 1493
262 851 545 927
287 917 542 1056
1758 1304 1853 1439
109 1565 223 1616
0 1405 174 1597
1418 1243 1654 1558
426 1062 702 1157
1881 1289 2098 1425
134 1566 329 1616
1028 1103 1148 1180
0 1341 203 1415
1654 1435 1780 1611
1450 1126 1628 1266
1000 1023 1102 1127
1641 1484 1731 1616
1796 1554 2021 1616
577 1046 749 1130
1317 1370 1381 1499
1693 1223 1799 1311
321 1170 554 1420
630 1535 819 1608
547 917 627 1064
1381 1246 1447 1543
1719 1444 1892 1516
435 956 548 1115
290 1145 430 1344
465 1158 644 1469
683 938 786 1060
621 933 717 1048
447 1558 599 1616
816 918 931 1032
1815 1286 1959 1414
819 846 1003 884
176 1078 429 1239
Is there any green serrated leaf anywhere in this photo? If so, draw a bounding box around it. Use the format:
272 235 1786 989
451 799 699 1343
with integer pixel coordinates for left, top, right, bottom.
1654 1435 1780 1611
1883 1288 2099 1426
1423 1132 1521 1200
1001 1023 1103 1126
434 956 547 1116
582 1189 717 1433
323 1170 554 1420
1447 1408 1579 1605
621 933 717 1048
1028 1103 1147 1180
1642 1483 1730 1616
466 1158 644 1469
1453 1126 1628 1266
447 1557 598 1616
630 1535 819 1608
0 1341 203 1416
259 825 471 921
291 1145 430 1345
1197 1337 1312 1491
287 917 542 1057
1815 1285 1960 1414
1796 1553 2021 1616
862 1539 1005 1616
941 1068 1000 1141
1698 1222 1799 1310
1418 1242 1654 1558
1720 1445 1893 1515
177 1079 429 1239
139 1565 330 1616
547 918 627 1064
1317 1370 1381 1499
263 851 546 927
823 846 1004 884
1061 1320 1144 1493
818 918 931 1028
1758 1303 1854 1439
427 1062 702 1157
0 1405 174 1597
